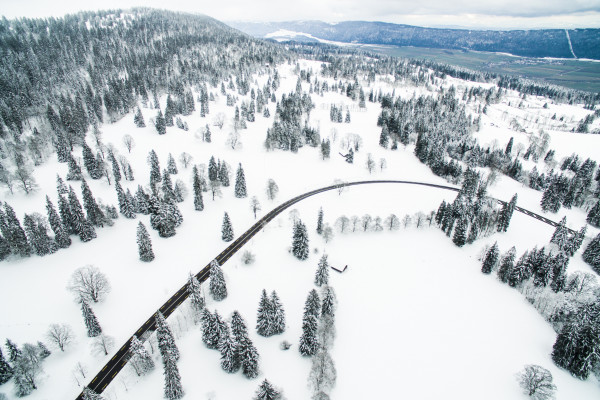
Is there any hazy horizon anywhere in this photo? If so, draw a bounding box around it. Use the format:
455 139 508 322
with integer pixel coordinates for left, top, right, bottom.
1 1 599 30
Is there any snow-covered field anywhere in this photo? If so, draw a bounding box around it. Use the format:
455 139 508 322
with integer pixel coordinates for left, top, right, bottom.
1 60 598 399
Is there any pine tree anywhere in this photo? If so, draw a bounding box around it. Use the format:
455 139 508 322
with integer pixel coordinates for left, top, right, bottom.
163 354 184 400
81 180 105 227
240 338 260 379
315 254 329 287
155 312 180 362
82 388 105 400
208 156 218 182
23 214 57 257
219 323 240 373
551 216 569 251
134 107 146 127
134 185 150 214
3 202 32 257
221 212 234 242
5 339 21 363
148 150 161 189
187 273 205 320
200 309 218 349
234 163 248 198
550 252 569 292
107 151 121 183
271 291 286 335
37 342 50 359
137 222 154 262
219 162 230 187
299 289 320 357
586 201 600 228
209 260 227 301
256 289 272 337
508 251 529 288
167 153 178 175
0 348 13 384
46 196 71 248
69 186 96 242
292 220 309 260
192 165 204 211
253 379 282 400
56 174 68 195
582 233 600 273
58 193 77 235
82 142 100 179
129 336 155 376
497 247 516 283
481 242 499 274
0 233 10 261
321 286 336 318
81 298 102 337
497 194 517 232
155 110 166 135
66 153 83 181
452 218 468 247
316 207 324 235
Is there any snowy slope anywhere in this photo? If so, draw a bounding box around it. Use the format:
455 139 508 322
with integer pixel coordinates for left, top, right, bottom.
0 60 598 400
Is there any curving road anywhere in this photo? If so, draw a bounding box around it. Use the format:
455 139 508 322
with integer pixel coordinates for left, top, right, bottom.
77 179 569 398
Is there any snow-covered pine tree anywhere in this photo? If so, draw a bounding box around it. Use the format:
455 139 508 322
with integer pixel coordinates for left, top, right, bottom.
240 338 260 379
155 110 166 135
45 196 71 249
82 142 100 179
299 289 320 356
508 251 529 288
137 222 154 262
36 341 50 359
253 379 282 400
68 187 97 242
187 273 205 321
2 203 31 257
587 200 600 228
221 212 234 242
321 286 336 318
66 153 83 181
80 298 102 337
0 234 10 261
58 193 77 236
219 162 230 187
108 151 121 183
5 339 20 362
163 154 177 176
497 246 516 283
271 291 286 335
315 254 329 287
550 216 569 252
256 289 272 337
155 312 180 362
292 220 309 260
452 218 468 247
481 242 499 274
129 335 155 376
148 150 161 189
316 207 324 235
582 233 600 273
162 169 176 203
124 189 136 217
192 166 204 211
134 107 145 128
82 388 105 400
134 185 150 214
209 260 227 301
163 353 184 400
56 174 69 195
81 180 105 227
234 163 248 198
550 252 569 293
200 309 218 349
219 323 240 373
0 348 12 384
23 214 57 256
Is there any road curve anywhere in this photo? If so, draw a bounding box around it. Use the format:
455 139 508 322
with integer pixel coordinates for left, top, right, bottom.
77 179 568 398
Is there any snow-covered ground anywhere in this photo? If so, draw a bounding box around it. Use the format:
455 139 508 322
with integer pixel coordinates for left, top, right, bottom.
0 60 598 399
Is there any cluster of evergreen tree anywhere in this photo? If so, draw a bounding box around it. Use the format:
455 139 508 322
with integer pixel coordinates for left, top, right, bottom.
155 312 184 400
582 233 600 274
434 168 514 246
256 289 286 337
200 309 260 378
264 91 317 152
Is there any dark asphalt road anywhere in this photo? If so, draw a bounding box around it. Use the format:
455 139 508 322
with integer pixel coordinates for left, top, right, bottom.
77 179 569 398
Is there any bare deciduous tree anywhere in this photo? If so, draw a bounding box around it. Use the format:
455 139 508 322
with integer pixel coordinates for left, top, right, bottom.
212 112 226 130
178 152 193 169
516 365 556 400
46 324 75 351
379 158 387 172
266 178 279 200
241 250 255 265
322 224 333 243
226 129 241 150
361 214 372 232
350 216 360 232
385 214 400 231
91 334 115 356
365 153 375 174
335 216 349 233
333 179 347 196
67 265 111 303
250 196 261 219
122 134 135 153
209 180 222 201
402 214 412 228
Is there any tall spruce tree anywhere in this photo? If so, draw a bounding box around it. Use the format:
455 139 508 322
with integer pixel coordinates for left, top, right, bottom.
200 309 218 349
82 142 101 179
299 289 320 357
253 379 282 400
80 298 102 337
550 217 569 251
134 185 150 214
219 323 240 373
292 220 309 260
187 273 205 321
69 186 96 242
58 193 77 236
46 196 71 248
161 169 176 203
209 260 227 301
582 233 600 273
481 242 499 274
155 110 166 135
234 163 248 198
128 336 154 376
0 234 10 261
167 153 178 175
81 180 105 227
256 289 272 337
148 150 161 190
66 153 83 181
452 218 468 247
163 354 184 400
5 339 20 363
56 174 68 195
137 222 154 262
192 165 204 211
219 162 230 187
23 214 57 256
0 348 13 384
271 291 285 335
316 207 324 235
3 203 32 257
134 107 146 128
315 254 329 287
497 247 516 283
82 388 105 400
587 201 600 228
155 312 180 362
221 212 234 242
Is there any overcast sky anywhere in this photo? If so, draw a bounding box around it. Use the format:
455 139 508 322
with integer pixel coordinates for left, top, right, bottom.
1 0 599 29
